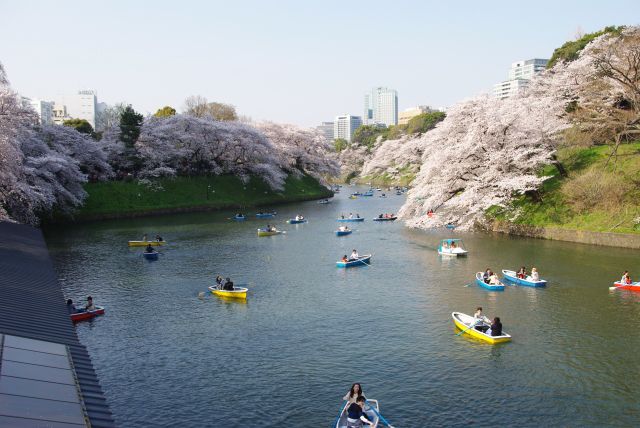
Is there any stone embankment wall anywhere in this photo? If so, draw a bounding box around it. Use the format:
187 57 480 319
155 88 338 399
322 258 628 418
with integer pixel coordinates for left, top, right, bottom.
485 221 640 249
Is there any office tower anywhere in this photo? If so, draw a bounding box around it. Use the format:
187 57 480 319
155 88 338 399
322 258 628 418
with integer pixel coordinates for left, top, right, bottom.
334 115 363 142
493 59 548 99
364 87 398 126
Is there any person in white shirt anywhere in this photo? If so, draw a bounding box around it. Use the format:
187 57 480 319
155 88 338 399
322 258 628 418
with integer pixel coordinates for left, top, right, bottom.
530 267 540 281
473 307 490 333
349 249 359 260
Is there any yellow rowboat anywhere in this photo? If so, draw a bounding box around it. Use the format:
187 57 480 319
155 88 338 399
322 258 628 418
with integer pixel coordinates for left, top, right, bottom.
257 229 283 237
208 286 248 299
128 240 165 247
452 312 511 344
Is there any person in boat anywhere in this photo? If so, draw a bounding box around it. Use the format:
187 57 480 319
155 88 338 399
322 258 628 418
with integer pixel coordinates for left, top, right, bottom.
483 268 492 284
517 266 527 279
215 275 224 289
349 249 359 261
343 383 366 404
145 244 154 253
85 296 96 312
341 255 348 263
356 213 361 218
378 214 383 219
155 234 163 242
442 241 449 249
473 307 490 333
489 272 501 285
223 278 234 291
490 317 503 337
346 396 375 427
530 267 540 281
450 241 457 249
349 213 354 219
341 214 345 219
66 299 77 314
142 234 148 242
621 271 632 284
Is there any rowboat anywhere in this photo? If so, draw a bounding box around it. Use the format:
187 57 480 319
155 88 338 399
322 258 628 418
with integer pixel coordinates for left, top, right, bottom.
143 251 159 260
362 190 374 197
255 212 276 218
395 191 402 195
335 399 380 428
502 270 547 287
611 281 640 292
318 199 331 204
337 218 364 222
208 285 248 299
437 239 468 256
445 223 456 230
452 312 511 344
70 306 105 323
128 240 165 247
351 192 362 196
234 215 246 221
349 195 357 199
336 255 372 268
335 229 352 236
257 229 283 237
475 272 505 291
372 216 397 222
287 218 307 224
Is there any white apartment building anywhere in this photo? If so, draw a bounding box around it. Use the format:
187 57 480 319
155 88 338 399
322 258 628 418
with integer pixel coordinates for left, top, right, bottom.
364 87 398 127
398 105 434 125
55 90 98 128
334 115 362 142
493 58 548 99
316 121 334 142
22 98 54 125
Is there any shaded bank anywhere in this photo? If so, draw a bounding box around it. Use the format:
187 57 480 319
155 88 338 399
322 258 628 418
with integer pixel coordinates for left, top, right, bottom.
50 174 332 223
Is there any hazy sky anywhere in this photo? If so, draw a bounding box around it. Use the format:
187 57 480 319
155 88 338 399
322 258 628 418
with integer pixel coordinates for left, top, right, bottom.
1 1 639 126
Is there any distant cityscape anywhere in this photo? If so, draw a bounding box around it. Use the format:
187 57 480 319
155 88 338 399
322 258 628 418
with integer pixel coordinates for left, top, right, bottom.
23 58 549 140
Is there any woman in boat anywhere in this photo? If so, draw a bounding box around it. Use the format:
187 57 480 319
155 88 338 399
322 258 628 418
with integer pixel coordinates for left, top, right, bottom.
349 249 359 261
489 272 500 285
442 241 449 249
483 268 492 283
621 271 632 284
517 266 527 279
490 317 503 337
474 307 490 333
142 234 148 242
530 267 540 281
346 396 375 427
85 296 95 312
66 299 77 314
155 234 163 242
349 213 354 219
341 255 348 263
343 383 365 404
450 241 457 249
223 278 234 291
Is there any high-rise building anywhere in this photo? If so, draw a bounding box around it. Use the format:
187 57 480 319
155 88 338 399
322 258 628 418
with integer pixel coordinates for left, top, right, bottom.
21 97 54 125
493 59 548 99
55 90 98 128
316 121 334 142
334 115 362 142
364 87 398 127
398 105 434 125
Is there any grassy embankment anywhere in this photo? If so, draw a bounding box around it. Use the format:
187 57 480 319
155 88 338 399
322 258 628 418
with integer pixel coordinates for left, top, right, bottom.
486 142 640 234
72 174 332 220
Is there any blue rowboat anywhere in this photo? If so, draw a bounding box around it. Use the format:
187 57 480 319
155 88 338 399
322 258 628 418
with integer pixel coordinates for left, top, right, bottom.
351 192 362 196
337 218 364 222
502 269 547 287
255 212 276 218
336 255 371 268
287 218 307 224
143 251 159 260
335 399 379 428
335 229 352 236
475 272 505 291
373 216 397 222
234 215 246 221
445 223 456 229
362 191 374 197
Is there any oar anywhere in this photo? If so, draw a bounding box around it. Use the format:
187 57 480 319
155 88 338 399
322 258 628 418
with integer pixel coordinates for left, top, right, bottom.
333 401 346 428
609 285 621 291
358 258 371 267
365 401 395 428
456 321 479 336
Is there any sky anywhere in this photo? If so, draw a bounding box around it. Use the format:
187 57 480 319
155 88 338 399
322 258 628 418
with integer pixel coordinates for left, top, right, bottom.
1 0 639 127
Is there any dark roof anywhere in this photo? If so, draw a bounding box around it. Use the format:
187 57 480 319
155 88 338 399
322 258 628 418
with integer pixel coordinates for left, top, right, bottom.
0 221 115 427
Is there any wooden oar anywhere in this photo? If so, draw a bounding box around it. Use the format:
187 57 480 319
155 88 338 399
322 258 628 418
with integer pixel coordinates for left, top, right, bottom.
456 320 480 336
357 257 371 267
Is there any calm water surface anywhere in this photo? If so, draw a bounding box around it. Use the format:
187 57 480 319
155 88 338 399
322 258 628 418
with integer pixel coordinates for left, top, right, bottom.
44 188 640 427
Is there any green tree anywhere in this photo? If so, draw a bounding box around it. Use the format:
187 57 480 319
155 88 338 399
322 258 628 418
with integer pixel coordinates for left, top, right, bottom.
63 118 94 135
154 106 176 118
119 105 144 149
405 111 446 135
334 138 348 152
352 125 387 149
547 26 625 68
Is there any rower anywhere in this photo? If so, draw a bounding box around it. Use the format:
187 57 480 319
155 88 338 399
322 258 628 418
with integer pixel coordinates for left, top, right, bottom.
223 278 234 291
145 244 154 253
349 249 359 260
473 307 490 333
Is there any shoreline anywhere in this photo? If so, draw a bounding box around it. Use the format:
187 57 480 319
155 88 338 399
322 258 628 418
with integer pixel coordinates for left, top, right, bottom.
485 220 640 249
